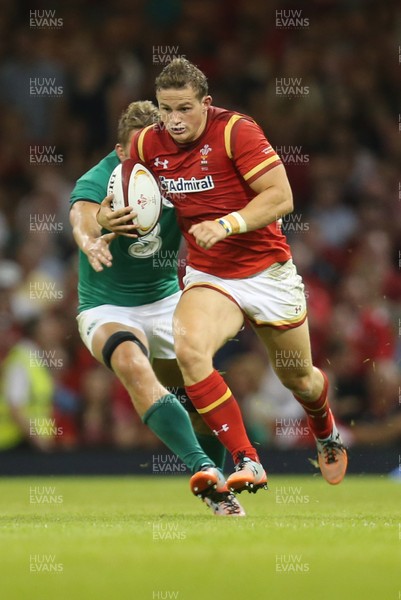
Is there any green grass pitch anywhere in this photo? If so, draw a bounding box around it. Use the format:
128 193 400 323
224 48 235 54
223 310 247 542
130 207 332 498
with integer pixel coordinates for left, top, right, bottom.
0 475 400 600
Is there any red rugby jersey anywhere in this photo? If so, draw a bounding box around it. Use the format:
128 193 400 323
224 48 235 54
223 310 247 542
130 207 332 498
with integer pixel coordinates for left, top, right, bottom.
131 106 291 278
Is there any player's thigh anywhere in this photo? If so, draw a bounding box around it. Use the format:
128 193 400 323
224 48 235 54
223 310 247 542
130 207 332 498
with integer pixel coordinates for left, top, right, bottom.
153 358 183 387
173 287 244 356
254 319 314 386
142 291 180 363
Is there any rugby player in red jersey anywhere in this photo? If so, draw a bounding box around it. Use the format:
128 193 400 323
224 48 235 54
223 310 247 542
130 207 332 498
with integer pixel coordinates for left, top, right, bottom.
104 58 347 493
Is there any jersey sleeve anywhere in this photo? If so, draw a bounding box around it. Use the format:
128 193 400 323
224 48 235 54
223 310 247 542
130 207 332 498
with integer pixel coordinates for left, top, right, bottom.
70 151 120 206
130 125 154 163
130 130 141 162
70 175 107 206
230 118 282 186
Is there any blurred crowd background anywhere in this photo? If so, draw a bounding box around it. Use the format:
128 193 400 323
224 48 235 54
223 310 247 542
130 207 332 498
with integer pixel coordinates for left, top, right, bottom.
0 0 400 452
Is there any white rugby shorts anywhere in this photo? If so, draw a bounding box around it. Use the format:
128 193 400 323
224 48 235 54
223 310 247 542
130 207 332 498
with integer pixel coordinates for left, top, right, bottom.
183 260 307 329
77 291 181 359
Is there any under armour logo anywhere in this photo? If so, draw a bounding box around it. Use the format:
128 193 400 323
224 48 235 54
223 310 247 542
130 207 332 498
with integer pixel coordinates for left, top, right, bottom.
261 145 273 155
212 424 229 436
154 157 169 169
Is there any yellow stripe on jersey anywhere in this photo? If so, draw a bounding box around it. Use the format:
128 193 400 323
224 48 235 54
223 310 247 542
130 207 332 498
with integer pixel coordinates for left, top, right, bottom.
224 114 243 159
197 388 232 414
243 154 280 181
137 125 154 162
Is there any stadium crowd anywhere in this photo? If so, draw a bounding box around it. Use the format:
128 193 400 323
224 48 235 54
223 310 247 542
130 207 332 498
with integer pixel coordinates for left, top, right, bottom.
0 0 400 450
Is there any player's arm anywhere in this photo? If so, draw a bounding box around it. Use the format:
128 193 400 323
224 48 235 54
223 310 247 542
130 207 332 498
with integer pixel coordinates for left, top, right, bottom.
70 199 117 272
189 119 293 250
189 164 292 249
235 163 293 230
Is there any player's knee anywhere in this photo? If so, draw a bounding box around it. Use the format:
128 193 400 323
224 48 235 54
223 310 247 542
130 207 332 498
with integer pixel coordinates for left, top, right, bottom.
111 343 149 382
102 332 149 384
280 373 314 398
174 335 208 374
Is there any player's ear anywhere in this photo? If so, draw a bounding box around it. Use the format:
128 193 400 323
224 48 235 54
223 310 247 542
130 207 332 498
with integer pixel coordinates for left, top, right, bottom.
202 96 212 112
115 143 126 162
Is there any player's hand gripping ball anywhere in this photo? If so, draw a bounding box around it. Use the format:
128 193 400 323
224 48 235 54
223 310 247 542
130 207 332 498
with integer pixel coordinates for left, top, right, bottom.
107 160 162 236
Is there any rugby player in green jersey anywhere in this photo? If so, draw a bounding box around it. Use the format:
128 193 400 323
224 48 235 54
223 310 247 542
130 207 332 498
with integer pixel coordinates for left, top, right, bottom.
69 101 244 516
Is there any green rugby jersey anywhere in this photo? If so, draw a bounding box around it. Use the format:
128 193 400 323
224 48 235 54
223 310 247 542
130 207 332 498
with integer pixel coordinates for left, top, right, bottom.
70 151 181 312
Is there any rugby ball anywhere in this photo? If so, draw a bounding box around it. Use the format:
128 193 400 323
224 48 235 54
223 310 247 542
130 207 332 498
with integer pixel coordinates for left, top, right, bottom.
107 160 162 236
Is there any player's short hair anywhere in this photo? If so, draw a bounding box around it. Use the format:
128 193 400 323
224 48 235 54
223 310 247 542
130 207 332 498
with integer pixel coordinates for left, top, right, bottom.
117 101 159 146
155 58 208 100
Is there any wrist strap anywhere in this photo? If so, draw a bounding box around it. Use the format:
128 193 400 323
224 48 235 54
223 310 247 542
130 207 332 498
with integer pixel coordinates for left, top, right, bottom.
216 212 247 236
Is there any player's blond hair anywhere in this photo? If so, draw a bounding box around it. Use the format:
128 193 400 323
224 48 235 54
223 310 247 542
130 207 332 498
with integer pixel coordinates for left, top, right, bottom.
117 101 159 145
155 58 208 100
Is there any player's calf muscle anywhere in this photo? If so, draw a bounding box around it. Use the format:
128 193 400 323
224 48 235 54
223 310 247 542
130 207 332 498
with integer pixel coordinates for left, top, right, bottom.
111 347 166 411
274 366 324 402
91 328 166 414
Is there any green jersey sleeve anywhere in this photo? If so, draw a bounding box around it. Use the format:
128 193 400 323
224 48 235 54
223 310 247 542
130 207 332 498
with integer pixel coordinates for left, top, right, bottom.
70 151 119 205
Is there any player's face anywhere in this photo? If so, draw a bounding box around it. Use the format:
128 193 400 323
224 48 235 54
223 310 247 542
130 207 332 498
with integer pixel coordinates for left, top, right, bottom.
157 86 212 144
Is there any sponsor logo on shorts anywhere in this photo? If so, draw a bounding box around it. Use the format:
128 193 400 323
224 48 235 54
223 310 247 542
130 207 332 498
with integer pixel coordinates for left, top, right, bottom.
86 320 99 337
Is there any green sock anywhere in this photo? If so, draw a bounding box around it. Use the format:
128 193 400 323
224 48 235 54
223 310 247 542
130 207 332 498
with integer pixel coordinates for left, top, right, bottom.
142 395 215 474
196 434 227 471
